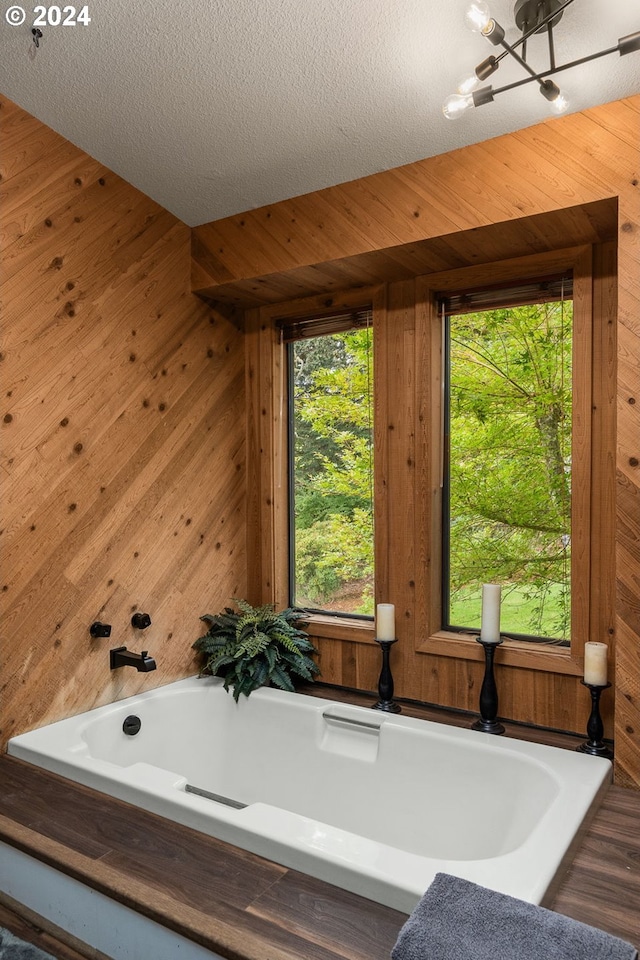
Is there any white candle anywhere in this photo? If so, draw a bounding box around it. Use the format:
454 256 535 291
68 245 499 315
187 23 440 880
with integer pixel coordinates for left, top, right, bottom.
584 642 608 686
480 584 501 643
376 603 395 641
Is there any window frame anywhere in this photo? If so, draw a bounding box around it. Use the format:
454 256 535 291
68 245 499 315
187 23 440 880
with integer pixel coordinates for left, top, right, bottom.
244 287 384 645
285 313 375 618
416 245 599 675
440 275 575 645
245 244 615 678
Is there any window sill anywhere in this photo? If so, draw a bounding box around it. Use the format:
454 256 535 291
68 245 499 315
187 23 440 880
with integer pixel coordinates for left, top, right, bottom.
418 631 583 676
299 617 583 674
298 612 375 644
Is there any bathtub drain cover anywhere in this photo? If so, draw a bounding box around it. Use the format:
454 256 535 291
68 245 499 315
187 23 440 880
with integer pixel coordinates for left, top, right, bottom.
123 715 142 736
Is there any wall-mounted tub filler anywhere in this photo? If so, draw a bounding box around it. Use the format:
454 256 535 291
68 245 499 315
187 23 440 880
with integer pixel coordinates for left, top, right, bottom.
89 622 112 638
131 613 152 629
109 647 156 672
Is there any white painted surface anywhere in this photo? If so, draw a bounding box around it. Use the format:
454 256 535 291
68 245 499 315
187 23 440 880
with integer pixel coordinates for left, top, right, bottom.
8 677 611 913
0 1 638 225
0 841 223 960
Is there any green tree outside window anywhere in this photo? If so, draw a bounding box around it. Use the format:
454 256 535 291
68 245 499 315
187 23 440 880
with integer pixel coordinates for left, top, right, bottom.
446 299 572 643
290 329 374 615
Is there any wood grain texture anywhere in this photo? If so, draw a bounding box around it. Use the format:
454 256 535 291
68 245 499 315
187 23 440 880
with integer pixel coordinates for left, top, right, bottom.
0 95 246 748
196 96 639 788
0 756 396 960
190 101 635 306
191 201 617 308
244 245 617 742
551 786 640 946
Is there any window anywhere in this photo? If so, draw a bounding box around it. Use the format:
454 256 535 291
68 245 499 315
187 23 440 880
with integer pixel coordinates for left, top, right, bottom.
283 310 374 616
249 245 612 683
441 278 573 644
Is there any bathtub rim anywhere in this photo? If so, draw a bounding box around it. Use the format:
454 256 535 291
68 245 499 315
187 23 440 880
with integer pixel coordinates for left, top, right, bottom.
6 676 613 914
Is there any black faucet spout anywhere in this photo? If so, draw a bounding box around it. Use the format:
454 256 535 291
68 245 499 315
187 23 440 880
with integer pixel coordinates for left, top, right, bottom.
109 646 157 672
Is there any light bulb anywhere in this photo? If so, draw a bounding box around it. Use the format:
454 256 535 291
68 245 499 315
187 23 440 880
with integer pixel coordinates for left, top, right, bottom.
442 93 473 120
551 92 570 113
457 73 480 96
464 1 491 33
540 79 569 113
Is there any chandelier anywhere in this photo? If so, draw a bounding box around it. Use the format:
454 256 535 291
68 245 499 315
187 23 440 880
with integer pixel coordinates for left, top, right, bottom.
443 0 640 119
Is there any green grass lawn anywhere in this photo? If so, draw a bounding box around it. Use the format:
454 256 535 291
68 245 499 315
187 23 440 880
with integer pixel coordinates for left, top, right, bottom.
449 582 569 642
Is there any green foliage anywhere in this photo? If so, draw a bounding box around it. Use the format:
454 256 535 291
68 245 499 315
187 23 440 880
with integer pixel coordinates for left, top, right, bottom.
291 329 374 612
288 298 573 640
448 300 572 640
192 600 320 701
295 490 364 530
295 507 374 606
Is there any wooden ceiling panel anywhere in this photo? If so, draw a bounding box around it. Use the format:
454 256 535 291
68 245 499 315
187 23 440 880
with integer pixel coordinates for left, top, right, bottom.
193 200 618 308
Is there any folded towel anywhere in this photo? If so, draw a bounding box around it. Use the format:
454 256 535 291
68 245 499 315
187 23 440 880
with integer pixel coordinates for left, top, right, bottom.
391 873 638 960
0 925 58 959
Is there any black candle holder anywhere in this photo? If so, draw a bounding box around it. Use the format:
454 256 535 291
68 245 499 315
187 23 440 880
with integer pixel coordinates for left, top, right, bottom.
471 637 505 735
576 681 613 759
372 638 401 713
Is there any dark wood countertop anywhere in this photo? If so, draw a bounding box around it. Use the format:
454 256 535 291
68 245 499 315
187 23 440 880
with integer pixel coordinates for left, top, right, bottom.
0 685 638 959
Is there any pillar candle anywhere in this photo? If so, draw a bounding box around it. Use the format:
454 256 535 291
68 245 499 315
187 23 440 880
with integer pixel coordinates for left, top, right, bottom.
584 642 608 686
376 603 395 641
480 584 501 643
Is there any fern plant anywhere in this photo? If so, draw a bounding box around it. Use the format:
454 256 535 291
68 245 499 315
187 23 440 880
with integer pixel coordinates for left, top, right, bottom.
192 599 320 701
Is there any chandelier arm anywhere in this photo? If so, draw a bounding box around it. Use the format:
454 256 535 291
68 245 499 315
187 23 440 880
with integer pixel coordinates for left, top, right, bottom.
498 36 544 80
547 23 556 71
487 42 623 98
493 49 510 66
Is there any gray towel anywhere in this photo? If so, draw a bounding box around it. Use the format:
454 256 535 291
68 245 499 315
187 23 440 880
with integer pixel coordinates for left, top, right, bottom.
392 873 638 960
0 926 58 959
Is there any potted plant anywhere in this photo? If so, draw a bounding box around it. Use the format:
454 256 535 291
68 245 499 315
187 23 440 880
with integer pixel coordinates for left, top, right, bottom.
192 599 320 701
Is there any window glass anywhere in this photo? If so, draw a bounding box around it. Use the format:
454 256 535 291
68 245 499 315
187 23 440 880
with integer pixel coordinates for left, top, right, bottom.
289 327 374 615
444 293 572 643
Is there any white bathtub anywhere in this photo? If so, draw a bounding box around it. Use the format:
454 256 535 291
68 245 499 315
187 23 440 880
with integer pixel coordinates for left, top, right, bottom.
8 677 611 913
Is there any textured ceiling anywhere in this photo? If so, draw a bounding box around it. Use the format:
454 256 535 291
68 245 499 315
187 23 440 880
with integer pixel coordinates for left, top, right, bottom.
1 0 638 226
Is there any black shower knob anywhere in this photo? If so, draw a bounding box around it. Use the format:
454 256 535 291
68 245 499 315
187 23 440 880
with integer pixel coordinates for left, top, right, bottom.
131 612 152 629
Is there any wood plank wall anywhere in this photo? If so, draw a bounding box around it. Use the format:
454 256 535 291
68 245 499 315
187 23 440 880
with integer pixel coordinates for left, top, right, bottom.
0 96 246 748
194 97 640 789
2 93 637 791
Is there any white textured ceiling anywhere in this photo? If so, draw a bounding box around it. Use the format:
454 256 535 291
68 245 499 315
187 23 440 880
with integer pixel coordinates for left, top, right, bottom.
1 0 638 226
